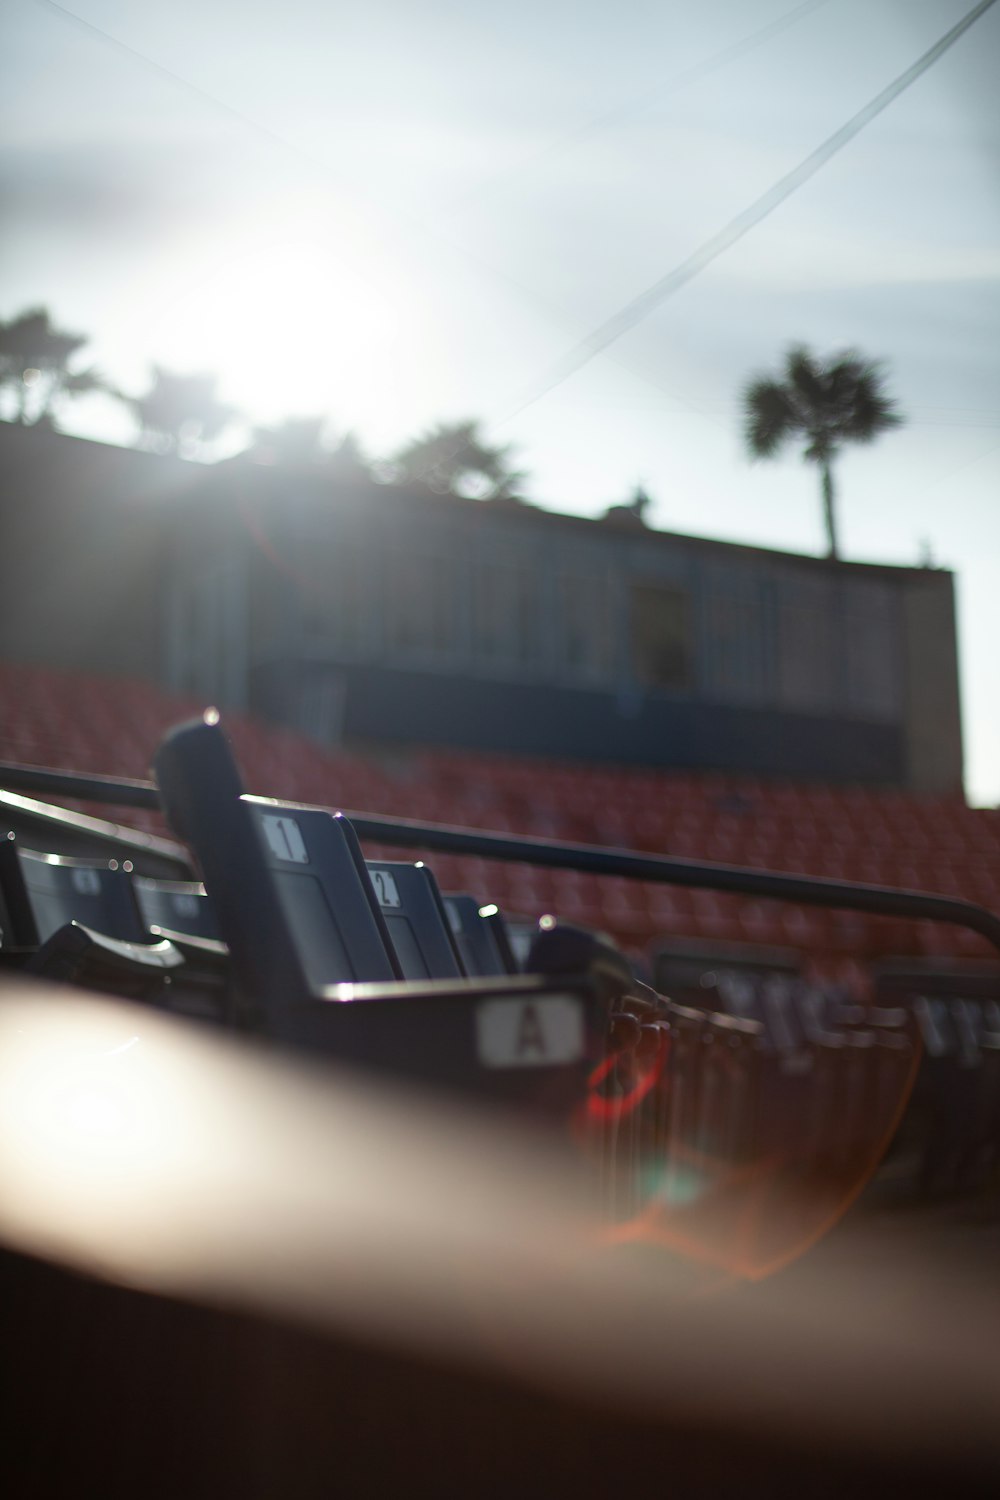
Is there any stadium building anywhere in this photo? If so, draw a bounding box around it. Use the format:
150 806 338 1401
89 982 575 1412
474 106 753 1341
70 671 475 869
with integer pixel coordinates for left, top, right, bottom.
0 422 964 795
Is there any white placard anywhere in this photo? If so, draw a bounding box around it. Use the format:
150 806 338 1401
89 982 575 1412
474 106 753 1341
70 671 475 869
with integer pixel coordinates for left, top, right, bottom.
172 892 201 918
475 995 584 1069
71 868 102 895
369 868 401 908
260 814 309 864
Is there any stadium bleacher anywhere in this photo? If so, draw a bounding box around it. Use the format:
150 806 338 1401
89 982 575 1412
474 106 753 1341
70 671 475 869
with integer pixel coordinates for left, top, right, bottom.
2 664 999 977
2 663 1000 1222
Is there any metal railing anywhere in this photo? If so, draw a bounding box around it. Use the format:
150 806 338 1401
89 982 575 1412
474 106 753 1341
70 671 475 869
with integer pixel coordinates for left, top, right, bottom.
3 758 1000 958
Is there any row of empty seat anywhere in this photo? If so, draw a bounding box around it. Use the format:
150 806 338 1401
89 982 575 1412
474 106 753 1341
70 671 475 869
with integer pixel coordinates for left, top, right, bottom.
8 707 1000 1232
2 663 999 975
2 721 616 1130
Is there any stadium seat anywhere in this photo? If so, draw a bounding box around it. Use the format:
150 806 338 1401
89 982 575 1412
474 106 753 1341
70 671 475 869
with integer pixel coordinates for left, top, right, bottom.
695 1009 764 1169
0 824 238 1016
910 997 992 1192
152 714 607 1113
477 902 520 974
154 719 402 1006
132 875 220 942
24 919 187 1003
364 860 465 980
714 972 827 1168
0 837 146 949
442 893 516 977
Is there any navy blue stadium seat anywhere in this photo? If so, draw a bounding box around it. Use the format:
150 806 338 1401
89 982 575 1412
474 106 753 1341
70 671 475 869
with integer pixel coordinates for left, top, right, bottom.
132 875 220 942
442 893 515 977
477 901 519 974
152 714 606 1111
280 971 603 1112
366 861 465 980
911 996 1000 1191
0 836 145 949
25 919 186 1002
0 834 231 1013
130 886 233 1010
501 915 537 971
154 713 401 1010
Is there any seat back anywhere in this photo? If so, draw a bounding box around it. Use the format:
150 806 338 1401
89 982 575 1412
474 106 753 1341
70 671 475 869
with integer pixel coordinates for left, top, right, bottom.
132 876 220 941
153 716 399 1020
366 862 465 980
0 839 145 948
502 915 536 971
443 894 513 977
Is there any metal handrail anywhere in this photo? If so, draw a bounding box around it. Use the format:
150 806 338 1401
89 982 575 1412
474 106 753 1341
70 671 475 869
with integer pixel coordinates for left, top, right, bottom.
3 759 1000 959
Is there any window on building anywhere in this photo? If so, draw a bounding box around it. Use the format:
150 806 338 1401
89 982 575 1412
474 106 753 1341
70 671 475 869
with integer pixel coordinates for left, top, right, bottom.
843 580 901 721
776 575 837 712
296 671 347 744
473 557 516 663
514 568 542 667
297 535 367 653
469 556 551 672
559 573 612 680
331 542 366 652
630 582 690 689
388 550 459 657
702 571 767 703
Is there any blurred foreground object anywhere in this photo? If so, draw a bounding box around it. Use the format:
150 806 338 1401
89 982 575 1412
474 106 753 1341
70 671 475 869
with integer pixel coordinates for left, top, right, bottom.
2 978 1000 1497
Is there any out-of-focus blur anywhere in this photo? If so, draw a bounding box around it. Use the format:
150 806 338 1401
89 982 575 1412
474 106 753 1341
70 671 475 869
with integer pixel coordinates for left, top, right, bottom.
1 0 998 797
2 5 1000 1493
2 978 1000 1498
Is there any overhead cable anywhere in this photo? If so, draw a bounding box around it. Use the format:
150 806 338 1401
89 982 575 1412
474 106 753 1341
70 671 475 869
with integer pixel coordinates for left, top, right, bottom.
501 0 998 423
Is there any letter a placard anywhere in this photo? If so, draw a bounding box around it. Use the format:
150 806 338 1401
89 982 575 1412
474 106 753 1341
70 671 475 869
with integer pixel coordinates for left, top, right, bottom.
476 994 584 1069
515 1002 547 1059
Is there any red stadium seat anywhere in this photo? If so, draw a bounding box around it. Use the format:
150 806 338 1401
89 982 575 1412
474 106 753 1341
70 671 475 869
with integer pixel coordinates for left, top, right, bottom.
2 664 999 982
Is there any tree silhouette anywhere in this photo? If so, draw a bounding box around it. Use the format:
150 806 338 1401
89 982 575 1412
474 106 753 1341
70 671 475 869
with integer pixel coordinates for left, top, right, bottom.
327 431 370 483
742 345 904 559
392 420 525 499
252 415 330 464
130 367 236 456
0 307 105 426
251 417 370 480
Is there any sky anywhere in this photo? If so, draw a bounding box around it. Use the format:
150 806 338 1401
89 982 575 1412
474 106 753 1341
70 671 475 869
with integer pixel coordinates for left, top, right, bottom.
2 0 998 801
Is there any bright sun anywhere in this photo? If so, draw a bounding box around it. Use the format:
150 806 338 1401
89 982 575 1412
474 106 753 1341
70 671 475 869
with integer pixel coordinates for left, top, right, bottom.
145 229 406 432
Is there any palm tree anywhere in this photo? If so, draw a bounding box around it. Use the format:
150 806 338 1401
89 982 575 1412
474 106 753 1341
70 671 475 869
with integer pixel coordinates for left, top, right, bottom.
130 367 236 456
252 415 330 464
742 345 904 559
392 419 526 499
250 417 371 479
0 306 106 425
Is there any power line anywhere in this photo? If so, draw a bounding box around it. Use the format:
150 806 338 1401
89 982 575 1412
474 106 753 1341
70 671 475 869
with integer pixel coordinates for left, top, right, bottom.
499 0 999 425
27 0 726 430
32 0 337 178
439 0 835 221
26 0 998 462
909 435 1000 497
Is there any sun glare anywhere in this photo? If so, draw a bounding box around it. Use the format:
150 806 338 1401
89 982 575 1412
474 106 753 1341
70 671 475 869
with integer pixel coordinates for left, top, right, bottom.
149 233 405 431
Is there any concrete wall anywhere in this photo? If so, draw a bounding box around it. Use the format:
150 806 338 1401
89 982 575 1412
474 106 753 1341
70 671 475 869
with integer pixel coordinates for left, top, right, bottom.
251 656 906 783
0 428 965 793
0 423 192 681
900 569 965 794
